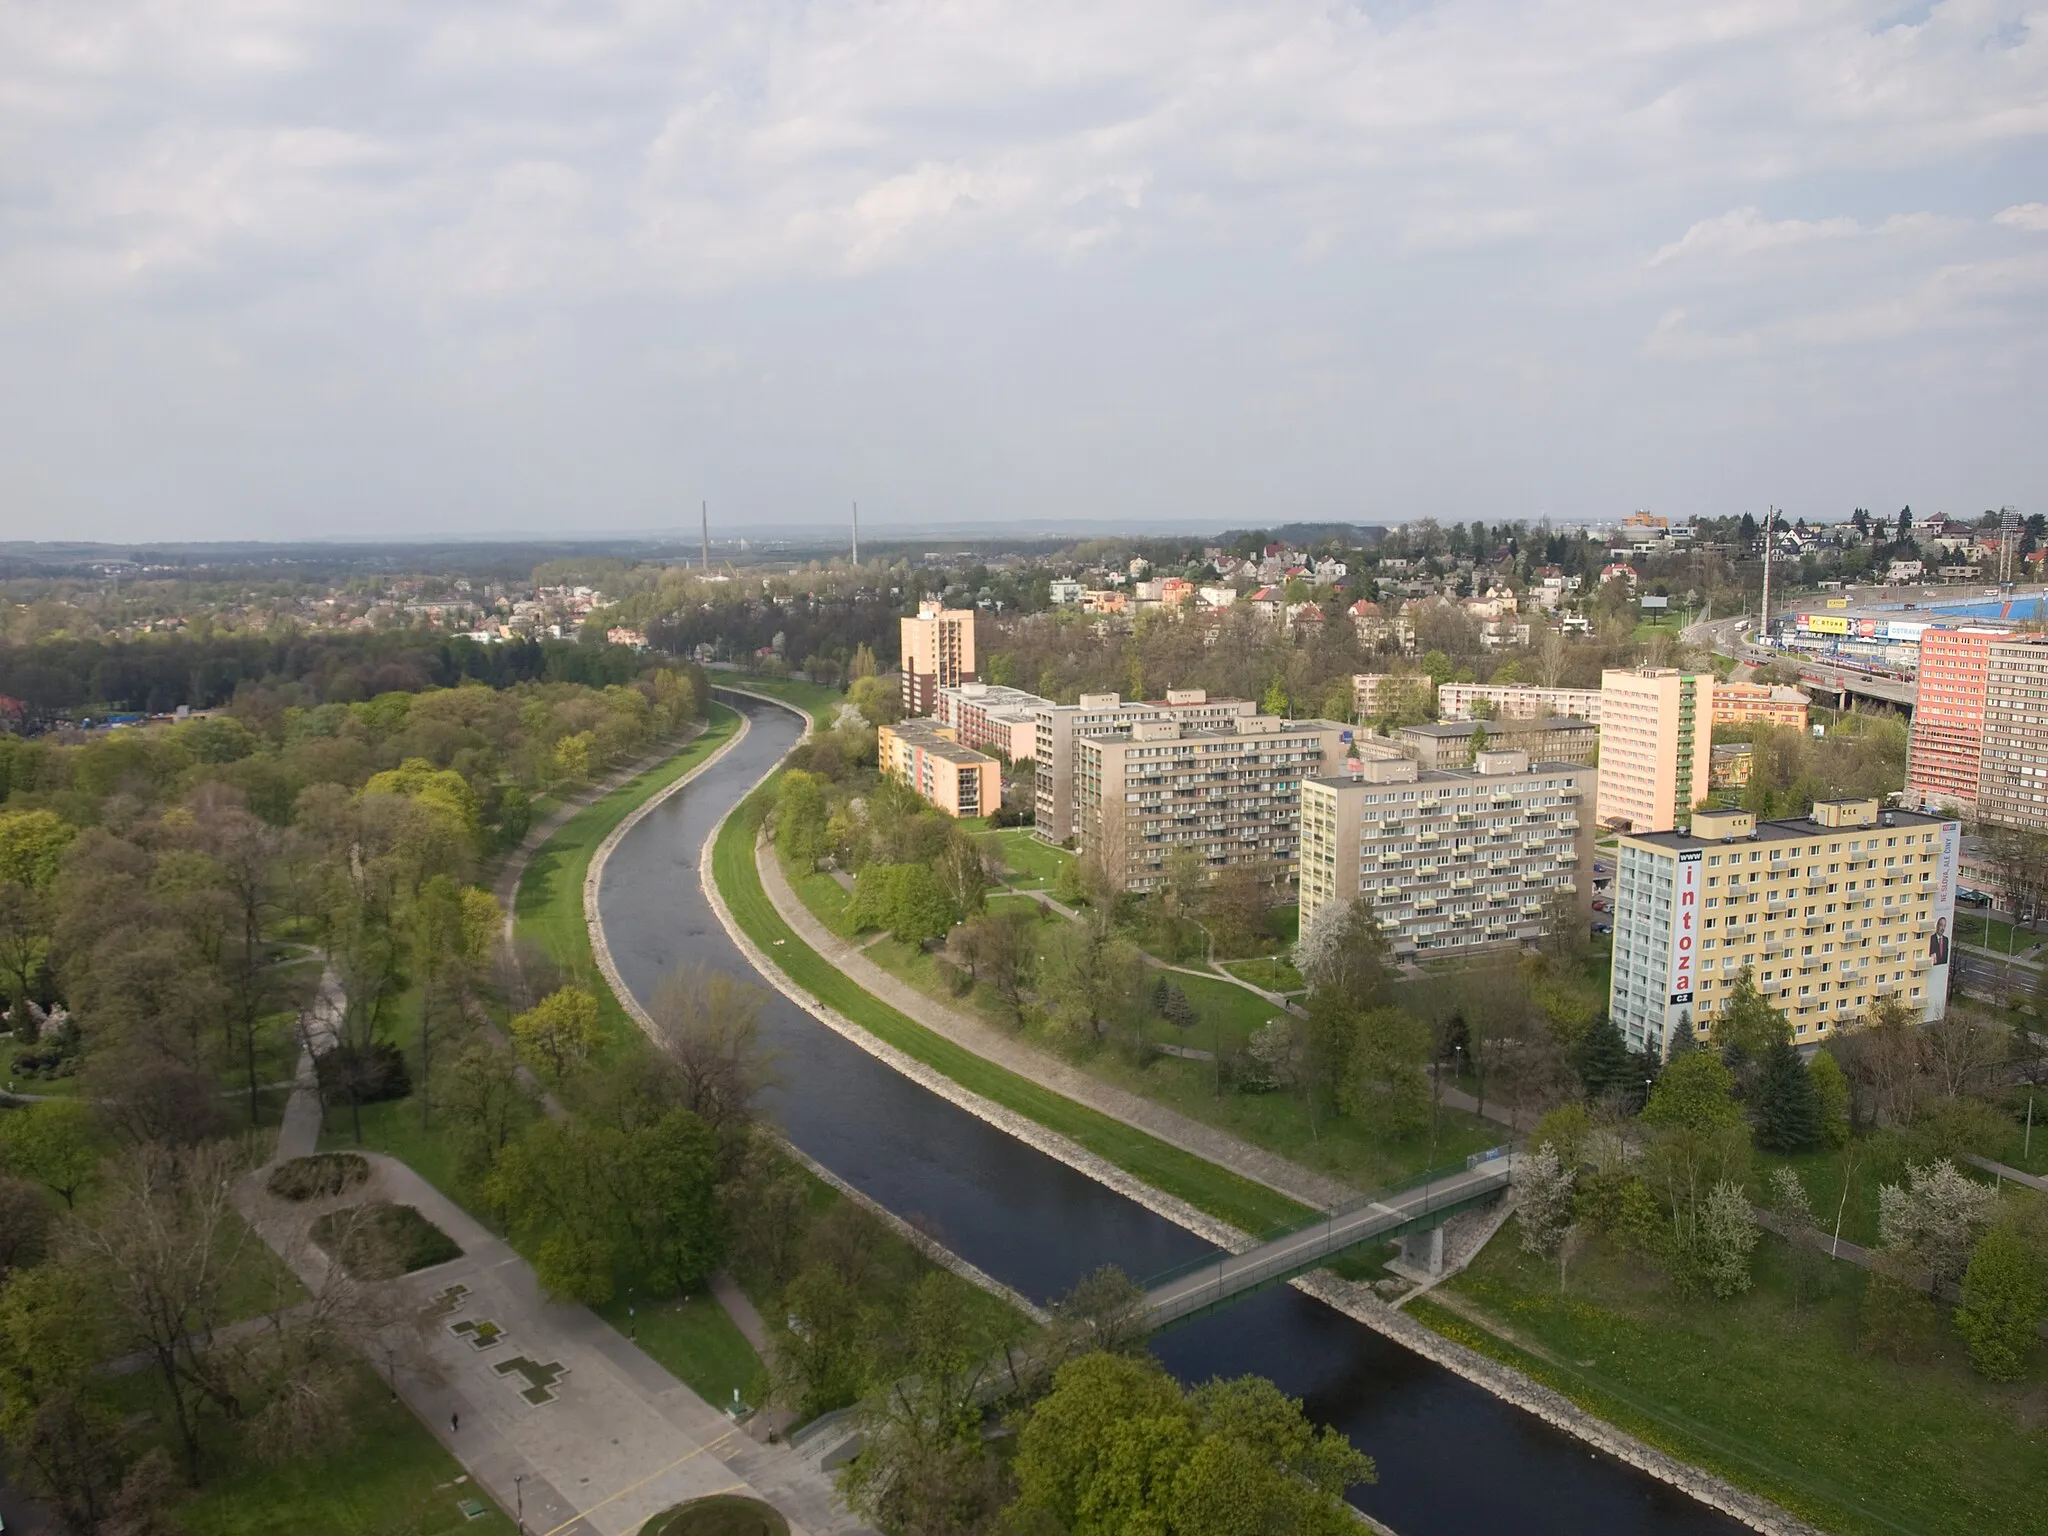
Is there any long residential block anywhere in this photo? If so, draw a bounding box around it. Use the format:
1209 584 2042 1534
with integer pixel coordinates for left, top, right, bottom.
1032 689 1257 844
878 719 1001 819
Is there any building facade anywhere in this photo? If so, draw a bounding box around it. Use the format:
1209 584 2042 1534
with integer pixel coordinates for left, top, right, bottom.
1595 669 1714 832
1906 626 2000 817
1351 673 1435 720
1298 750 1589 958
877 719 1002 819
1710 682 1810 730
1608 801 1959 1057
934 682 1051 761
1395 716 1598 771
900 600 977 717
1437 683 1604 722
1032 689 1257 843
1975 635 2048 831
1072 716 1353 891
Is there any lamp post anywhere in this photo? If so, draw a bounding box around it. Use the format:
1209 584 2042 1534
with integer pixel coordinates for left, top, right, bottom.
515 1474 525 1534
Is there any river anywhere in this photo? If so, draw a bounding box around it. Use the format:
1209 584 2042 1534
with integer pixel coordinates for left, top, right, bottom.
595 692 1741 1535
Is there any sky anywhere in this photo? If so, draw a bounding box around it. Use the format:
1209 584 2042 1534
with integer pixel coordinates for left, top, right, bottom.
0 1 2044 543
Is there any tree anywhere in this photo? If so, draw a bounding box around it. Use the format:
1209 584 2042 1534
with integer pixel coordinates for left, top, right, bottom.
1714 967 1790 1087
847 863 957 947
0 1099 99 1209
1641 1050 1746 1134
627 1109 726 1294
1692 1181 1760 1299
443 1036 531 1179
1009 1352 1373 1536
0 809 75 890
1540 884 1588 970
1807 1049 1852 1147
1204 862 1277 957
1769 1166 1827 1316
411 873 494 1130
1516 1143 1578 1269
1878 1158 1999 1287
1341 1006 1431 1142
776 771 832 870
1954 1224 2043 1382
1572 1017 1632 1104
1753 1036 1824 1152
649 964 775 1141
0 880 50 1019
1294 896 1393 1011
509 986 602 1084
0 1265 118 1529
1040 914 1144 1043
949 910 1036 1026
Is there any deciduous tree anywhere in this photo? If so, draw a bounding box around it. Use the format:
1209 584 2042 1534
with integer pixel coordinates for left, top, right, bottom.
510 986 602 1084
1954 1224 2043 1382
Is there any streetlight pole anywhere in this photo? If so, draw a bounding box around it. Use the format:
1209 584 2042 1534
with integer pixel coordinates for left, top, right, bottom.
515 1474 525 1534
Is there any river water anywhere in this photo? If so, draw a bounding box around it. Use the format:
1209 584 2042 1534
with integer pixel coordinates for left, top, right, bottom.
596 693 1740 1535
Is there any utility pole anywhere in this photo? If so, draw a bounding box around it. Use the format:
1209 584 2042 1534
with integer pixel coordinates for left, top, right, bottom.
852 499 860 567
701 501 709 571
1757 505 1775 650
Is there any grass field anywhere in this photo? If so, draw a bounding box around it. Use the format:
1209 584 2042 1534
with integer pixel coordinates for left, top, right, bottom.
1219 955 1306 994
710 674 846 731
135 1363 505 1535
1426 1226 2048 1536
514 704 740 1057
988 827 1073 889
715 787 1312 1235
596 1290 769 1410
1953 909 2040 955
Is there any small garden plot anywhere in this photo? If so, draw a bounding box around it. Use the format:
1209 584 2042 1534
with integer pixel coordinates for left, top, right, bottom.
640 1495 790 1536
267 1152 370 1202
312 1201 461 1278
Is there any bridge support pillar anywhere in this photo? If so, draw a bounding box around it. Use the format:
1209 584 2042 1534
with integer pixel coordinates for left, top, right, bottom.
1396 1225 1444 1280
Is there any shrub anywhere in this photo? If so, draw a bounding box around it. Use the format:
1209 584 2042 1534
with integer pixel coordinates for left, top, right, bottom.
266 1152 370 1203
311 1201 461 1278
313 1040 412 1105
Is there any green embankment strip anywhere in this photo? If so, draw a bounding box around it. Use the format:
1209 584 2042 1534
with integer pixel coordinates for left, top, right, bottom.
515 703 740 1053
1405 1297 1925 1536
715 787 1312 1236
711 676 845 731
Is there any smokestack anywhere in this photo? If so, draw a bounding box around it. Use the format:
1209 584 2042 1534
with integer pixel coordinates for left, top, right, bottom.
701 501 709 571
852 500 860 567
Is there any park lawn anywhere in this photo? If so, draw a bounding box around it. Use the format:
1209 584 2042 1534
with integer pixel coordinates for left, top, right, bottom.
0 1032 84 1096
1953 909 2039 956
1219 955 1306 994
514 705 740 1059
1156 971 1287 1046
121 1361 504 1536
790 865 860 938
989 828 1073 889
596 1291 769 1411
986 891 1049 921
315 1092 515 1214
1425 1228 2048 1536
717 789 1311 1235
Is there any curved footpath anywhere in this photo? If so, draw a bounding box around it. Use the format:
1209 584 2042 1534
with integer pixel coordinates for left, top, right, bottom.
671 688 1822 1536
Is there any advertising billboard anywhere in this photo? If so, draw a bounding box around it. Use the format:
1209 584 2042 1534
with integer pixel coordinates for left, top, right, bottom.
1926 821 1960 1021
1668 849 1702 1008
1802 613 1851 636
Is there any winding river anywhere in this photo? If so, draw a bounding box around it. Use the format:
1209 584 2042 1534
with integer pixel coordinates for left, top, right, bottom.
596 692 1741 1535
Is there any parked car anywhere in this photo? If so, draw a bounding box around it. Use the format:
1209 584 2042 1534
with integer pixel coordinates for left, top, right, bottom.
1592 922 1613 934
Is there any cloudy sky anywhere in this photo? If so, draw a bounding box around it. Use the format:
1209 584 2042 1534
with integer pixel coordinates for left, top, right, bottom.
1 1 2043 541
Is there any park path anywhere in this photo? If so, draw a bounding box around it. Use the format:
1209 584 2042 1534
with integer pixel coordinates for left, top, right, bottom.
249 982 872 1536
757 833 1356 1211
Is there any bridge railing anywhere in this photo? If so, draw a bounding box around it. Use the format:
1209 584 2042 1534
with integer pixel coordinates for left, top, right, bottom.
1140 1153 1514 1315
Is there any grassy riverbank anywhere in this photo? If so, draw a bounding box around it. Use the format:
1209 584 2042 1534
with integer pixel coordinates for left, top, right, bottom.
709 674 844 731
1413 1229 2048 1536
713 784 1313 1235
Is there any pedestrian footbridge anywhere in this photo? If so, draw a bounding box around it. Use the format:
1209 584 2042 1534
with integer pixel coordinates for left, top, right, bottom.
1143 1151 1515 1329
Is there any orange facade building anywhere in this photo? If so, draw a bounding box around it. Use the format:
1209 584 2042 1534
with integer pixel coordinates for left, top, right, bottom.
1711 681 1809 730
877 719 1002 819
900 599 977 716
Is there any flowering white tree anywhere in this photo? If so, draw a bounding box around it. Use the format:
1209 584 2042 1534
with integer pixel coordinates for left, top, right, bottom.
1515 1143 1576 1260
1694 1181 1760 1299
1878 1159 2000 1286
1294 897 1391 1005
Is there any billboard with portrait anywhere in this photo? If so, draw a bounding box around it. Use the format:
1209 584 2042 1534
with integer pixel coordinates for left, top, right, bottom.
1926 821 1960 1020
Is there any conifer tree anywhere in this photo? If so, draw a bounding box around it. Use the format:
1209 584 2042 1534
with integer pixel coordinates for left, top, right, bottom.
1754 1035 1824 1152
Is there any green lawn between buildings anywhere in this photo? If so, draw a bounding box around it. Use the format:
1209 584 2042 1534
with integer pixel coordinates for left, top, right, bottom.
1421 1228 2048 1536
715 784 1313 1236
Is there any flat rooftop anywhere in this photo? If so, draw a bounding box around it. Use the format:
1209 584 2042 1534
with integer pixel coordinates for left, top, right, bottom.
1623 806 1951 853
1307 760 1587 790
1399 717 1595 739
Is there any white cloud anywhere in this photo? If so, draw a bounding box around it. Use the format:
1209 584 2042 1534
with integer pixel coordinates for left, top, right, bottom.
0 0 2043 536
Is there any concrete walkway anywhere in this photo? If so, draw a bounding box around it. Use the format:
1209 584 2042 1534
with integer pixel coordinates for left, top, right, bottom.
248 1066 871 1534
758 834 1356 1211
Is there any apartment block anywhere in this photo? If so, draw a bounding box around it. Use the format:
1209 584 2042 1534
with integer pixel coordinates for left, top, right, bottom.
1352 673 1436 720
1395 716 1598 770
1032 689 1257 843
1975 634 2048 831
877 719 1001 819
1906 626 2001 816
900 599 977 717
1072 716 1354 891
1608 801 1960 1057
934 682 1051 761
1299 750 1589 958
1438 683 1604 723
1595 669 1714 832
1711 682 1809 730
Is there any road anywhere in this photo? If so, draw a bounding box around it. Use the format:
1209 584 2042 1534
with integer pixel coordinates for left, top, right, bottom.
1685 613 1916 709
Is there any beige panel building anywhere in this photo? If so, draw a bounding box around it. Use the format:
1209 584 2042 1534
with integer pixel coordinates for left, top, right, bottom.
1975 635 2048 831
1032 689 1258 843
1298 750 1590 958
1438 683 1604 722
900 599 977 716
1596 668 1714 832
1608 801 1960 1055
1352 673 1436 720
1072 715 1354 891
878 719 1002 819
1711 681 1810 730
934 682 1051 761
1395 716 1598 770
